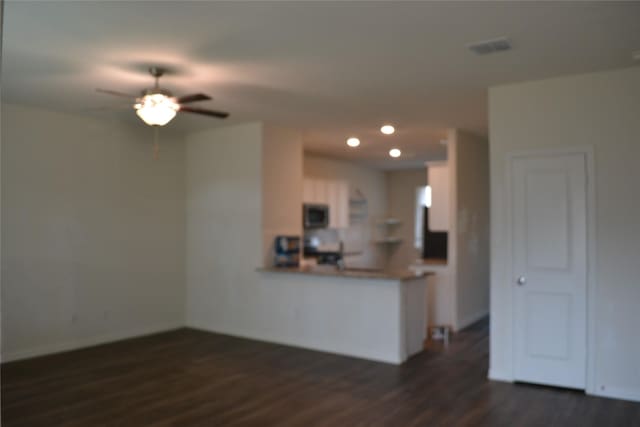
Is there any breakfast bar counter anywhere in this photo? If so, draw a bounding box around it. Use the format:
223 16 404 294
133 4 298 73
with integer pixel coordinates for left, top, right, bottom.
257 266 434 364
258 266 432 281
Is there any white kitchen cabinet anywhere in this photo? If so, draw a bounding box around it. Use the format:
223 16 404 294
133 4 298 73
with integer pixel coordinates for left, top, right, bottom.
303 179 315 203
426 162 450 232
329 181 349 228
303 178 349 228
303 179 327 204
303 179 325 204
312 179 327 204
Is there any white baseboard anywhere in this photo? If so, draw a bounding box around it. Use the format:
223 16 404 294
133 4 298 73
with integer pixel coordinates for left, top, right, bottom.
489 372 639 403
457 309 489 331
2 321 183 363
488 369 513 383
589 385 640 403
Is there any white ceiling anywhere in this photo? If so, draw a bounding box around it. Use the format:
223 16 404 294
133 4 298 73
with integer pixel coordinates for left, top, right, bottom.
3 1 640 169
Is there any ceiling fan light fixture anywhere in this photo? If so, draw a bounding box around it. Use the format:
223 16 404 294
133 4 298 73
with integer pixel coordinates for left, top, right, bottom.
134 93 179 126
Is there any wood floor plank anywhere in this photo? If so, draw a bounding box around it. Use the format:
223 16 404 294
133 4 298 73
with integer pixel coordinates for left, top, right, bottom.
2 319 639 426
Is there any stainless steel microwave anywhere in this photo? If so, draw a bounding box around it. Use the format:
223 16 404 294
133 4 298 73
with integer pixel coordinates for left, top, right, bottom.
303 204 329 229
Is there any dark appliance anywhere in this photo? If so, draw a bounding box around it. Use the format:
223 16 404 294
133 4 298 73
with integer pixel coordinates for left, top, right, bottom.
274 236 301 267
423 206 448 260
303 204 329 229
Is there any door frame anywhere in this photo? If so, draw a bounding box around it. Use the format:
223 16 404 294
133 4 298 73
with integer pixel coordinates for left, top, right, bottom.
505 146 596 394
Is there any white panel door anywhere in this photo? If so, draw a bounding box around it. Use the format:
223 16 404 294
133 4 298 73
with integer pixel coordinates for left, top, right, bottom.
511 153 587 389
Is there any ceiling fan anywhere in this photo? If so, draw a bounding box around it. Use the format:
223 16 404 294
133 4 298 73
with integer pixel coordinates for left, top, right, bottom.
96 67 229 126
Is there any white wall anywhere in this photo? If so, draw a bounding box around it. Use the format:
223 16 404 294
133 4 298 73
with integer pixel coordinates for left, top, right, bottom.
1 104 185 361
1 3 4 365
185 122 264 332
304 154 387 268
489 66 640 402
450 130 489 330
385 168 426 270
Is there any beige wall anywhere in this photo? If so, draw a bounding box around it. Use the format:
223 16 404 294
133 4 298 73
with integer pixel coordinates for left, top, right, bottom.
262 125 303 266
304 154 387 268
489 66 640 402
1 104 186 361
385 168 426 270
451 130 489 330
424 129 490 332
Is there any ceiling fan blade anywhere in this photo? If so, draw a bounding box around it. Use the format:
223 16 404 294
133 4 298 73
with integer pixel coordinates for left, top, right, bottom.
96 88 137 98
177 93 212 104
180 106 229 119
81 105 134 112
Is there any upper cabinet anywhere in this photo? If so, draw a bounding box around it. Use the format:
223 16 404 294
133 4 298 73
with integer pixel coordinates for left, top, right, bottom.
303 178 349 228
426 162 450 232
303 179 317 204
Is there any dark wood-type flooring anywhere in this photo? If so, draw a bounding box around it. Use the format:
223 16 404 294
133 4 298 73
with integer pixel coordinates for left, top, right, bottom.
3 319 639 426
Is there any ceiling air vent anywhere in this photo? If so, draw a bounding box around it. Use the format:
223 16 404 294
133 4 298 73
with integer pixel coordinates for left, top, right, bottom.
467 37 512 55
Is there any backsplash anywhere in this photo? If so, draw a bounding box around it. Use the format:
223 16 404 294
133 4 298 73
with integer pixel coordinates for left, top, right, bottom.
304 223 385 268
304 228 341 252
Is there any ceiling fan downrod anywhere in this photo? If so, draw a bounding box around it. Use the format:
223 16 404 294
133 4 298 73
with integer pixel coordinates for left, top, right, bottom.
148 67 165 89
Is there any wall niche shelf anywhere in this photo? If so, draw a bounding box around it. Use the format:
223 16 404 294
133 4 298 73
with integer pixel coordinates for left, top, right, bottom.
377 218 402 226
349 188 368 225
374 217 402 243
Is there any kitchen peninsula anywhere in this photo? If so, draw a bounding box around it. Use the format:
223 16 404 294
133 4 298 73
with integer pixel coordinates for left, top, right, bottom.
258 266 432 364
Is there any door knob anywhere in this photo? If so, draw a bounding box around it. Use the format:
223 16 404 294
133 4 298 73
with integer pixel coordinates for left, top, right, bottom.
516 276 527 285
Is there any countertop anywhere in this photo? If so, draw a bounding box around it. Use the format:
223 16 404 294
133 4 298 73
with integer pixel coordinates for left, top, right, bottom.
257 266 433 281
420 258 448 266
410 258 448 272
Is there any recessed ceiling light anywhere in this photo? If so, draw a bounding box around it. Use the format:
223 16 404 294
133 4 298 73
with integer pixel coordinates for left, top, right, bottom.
346 137 360 147
389 148 401 158
380 125 395 135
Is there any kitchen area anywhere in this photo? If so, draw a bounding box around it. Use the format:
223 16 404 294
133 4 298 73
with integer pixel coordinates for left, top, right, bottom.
261 149 454 364
298 157 450 274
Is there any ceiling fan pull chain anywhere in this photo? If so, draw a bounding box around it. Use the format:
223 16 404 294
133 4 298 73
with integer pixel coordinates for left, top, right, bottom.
153 126 160 160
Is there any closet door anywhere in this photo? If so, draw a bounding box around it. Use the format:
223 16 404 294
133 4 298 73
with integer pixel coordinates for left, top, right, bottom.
511 153 587 390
